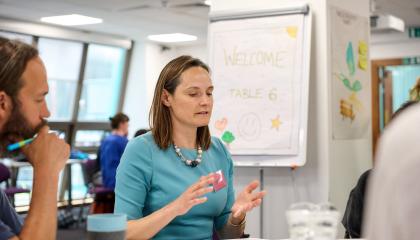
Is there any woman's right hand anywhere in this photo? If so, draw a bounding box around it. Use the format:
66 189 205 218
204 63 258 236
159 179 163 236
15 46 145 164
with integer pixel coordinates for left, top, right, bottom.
170 173 216 216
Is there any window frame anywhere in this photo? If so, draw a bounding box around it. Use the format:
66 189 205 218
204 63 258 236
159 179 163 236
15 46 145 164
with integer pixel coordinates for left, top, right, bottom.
51 41 132 153
2 30 132 154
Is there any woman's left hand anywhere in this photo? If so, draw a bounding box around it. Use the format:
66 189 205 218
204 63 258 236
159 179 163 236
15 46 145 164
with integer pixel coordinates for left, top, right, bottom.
231 180 266 223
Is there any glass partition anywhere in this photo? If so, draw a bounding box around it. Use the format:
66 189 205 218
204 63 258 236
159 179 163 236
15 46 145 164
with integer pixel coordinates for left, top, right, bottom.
38 38 84 121
78 44 126 121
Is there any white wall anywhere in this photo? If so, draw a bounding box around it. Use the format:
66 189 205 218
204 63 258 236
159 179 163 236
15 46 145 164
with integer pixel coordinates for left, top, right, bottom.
124 42 208 138
176 44 208 62
371 31 420 59
327 1 373 237
123 42 179 137
210 0 372 238
210 0 330 238
123 42 147 136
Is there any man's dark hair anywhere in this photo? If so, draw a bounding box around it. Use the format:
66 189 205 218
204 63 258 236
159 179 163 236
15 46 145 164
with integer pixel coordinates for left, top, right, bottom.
109 113 129 129
134 129 149 138
0 37 38 106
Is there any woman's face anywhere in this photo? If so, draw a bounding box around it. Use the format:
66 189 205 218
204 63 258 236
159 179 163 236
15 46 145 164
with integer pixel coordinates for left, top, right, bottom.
163 66 213 130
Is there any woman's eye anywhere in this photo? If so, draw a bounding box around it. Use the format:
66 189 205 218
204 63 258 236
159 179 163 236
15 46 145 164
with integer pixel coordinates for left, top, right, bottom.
207 92 213 96
189 93 197 97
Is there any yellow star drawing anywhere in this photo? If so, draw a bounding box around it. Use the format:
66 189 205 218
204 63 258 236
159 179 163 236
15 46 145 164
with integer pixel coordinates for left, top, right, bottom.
271 115 281 131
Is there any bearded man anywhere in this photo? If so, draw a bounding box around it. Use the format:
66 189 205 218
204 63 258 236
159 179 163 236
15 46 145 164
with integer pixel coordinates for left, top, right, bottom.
0 37 70 240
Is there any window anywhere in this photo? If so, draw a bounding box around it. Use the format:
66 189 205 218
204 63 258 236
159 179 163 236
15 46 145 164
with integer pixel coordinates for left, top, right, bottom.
14 166 33 207
74 130 109 148
0 26 131 208
38 38 84 121
15 164 88 205
0 31 33 44
385 65 420 112
60 164 88 201
78 44 127 121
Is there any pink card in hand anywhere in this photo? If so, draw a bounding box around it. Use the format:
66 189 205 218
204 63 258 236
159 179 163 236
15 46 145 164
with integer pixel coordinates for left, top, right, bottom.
213 170 227 192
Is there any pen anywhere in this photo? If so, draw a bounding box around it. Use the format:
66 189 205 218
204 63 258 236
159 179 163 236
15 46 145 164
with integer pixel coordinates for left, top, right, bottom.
7 138 34 151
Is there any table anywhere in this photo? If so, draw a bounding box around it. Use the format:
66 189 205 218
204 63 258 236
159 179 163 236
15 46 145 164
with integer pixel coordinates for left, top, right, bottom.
58 159 84 208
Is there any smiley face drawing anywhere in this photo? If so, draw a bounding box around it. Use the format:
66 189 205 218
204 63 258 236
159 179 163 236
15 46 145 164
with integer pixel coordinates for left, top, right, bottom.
238 112 262 141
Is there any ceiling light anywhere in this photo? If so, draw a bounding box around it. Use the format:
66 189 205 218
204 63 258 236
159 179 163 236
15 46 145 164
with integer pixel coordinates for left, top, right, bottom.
147 33 197 43
204 0 212 6
40 14 103 26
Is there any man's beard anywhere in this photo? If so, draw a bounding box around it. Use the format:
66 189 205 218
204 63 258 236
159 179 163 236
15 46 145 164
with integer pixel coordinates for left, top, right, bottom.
0 105 47 158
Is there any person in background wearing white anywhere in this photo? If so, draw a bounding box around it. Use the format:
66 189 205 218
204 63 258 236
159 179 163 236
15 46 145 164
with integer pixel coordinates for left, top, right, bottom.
364 102 420 240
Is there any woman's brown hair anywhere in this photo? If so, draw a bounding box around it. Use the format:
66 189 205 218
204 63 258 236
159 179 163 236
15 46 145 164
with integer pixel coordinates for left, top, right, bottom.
149 55 211 150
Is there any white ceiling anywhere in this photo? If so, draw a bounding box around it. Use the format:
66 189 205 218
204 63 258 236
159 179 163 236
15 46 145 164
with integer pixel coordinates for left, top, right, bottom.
0 0 419 46
0 0 210 45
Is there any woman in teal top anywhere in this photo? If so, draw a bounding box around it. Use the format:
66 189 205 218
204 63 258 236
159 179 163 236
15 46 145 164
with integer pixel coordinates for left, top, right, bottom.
115 55 265 240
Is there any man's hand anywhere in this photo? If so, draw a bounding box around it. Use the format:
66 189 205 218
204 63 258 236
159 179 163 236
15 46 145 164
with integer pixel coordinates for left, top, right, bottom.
21 126 70 175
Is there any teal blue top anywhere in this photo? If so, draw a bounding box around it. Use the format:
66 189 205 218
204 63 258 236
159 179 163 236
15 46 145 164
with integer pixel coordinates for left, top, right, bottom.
114 132 235 240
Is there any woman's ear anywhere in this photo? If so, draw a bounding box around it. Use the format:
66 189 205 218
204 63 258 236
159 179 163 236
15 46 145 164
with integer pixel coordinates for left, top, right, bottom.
161 89 171 107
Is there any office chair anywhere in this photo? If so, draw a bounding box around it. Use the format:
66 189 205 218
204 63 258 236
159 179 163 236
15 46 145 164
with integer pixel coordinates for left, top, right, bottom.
77 160 114 226
0 162 30 207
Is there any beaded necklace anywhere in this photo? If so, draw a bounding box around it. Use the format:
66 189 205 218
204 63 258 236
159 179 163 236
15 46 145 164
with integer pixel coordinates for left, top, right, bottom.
173 144 203 167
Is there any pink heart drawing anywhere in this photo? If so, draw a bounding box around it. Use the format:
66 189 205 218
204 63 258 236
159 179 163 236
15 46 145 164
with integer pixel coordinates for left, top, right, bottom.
215 118 228 132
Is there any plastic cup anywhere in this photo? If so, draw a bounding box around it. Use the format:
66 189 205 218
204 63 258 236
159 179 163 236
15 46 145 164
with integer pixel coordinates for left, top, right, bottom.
312 203 340 240
286 202 318 240
87 213 127 240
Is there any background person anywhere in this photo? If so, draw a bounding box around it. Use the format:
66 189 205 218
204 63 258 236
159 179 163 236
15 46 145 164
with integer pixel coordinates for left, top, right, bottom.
133 128 148 138
99 112 129 190
342 100 418 238
409 77 420 101
92 113 129 214
364 103 420 240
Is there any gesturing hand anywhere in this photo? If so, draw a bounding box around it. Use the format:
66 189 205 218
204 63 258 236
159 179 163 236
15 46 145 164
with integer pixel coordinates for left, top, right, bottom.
231 180 266 223
170 173 215 216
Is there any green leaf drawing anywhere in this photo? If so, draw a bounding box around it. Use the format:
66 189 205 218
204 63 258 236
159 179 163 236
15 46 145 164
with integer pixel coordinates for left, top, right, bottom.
352 80 362 92
339 73 362 92
221 131 235 144
346 42 355 76
339 74 353 91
